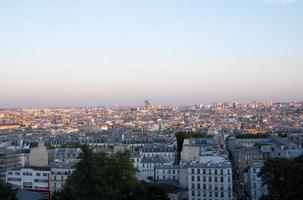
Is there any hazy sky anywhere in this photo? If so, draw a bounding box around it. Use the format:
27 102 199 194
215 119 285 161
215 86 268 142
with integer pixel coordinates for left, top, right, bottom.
1 0 303 107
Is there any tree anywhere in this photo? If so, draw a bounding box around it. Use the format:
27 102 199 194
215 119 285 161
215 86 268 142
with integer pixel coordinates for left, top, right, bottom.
142 183 170 200
54 145 169 200
259 156 303 200
0 181 17 200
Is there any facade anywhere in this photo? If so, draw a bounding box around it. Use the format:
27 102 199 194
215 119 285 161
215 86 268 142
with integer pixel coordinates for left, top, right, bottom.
141 143 176 160
181 145 200 163
181 138 220 164
55 148 81 160
6 166 51 198
247 161 268 200
0 148 20 181
155 164 189 188
136 156 173 181
50 162 76 192
188 161 233 200
155 164 180 184
29 141 48 167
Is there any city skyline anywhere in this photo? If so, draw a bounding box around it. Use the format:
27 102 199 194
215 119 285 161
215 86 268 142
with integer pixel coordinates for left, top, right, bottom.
1 0 303 108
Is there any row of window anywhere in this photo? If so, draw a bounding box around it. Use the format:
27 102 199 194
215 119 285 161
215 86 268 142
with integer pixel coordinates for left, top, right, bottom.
34 179 49 183
191 175 231 182
27 172 48 176
191 183 232 190
191 168 231 175
156 169 179 174
156 175 178 180
191 190 232 198
53 175 67 181
7 177 21 182
51 171 72 175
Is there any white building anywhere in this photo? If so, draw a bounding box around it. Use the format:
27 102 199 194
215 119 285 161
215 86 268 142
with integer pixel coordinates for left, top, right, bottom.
6 166 51 197
50 162 76 192
188 161 233 200
181 138 220 164
247 161 268 200
136 155 173 181
141 143 176 160
155 164 189 188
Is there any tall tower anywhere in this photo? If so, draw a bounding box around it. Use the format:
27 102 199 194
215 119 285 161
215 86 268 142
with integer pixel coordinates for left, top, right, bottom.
144 99 150 109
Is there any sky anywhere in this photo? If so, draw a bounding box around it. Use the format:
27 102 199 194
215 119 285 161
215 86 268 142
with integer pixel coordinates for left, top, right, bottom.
1 0 303 108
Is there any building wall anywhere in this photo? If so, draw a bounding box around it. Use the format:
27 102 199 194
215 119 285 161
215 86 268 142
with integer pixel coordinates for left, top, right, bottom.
181 146 200 163
188 166 233 200
51 167 75 192
29 142 48 167
0 149 20 181
6 168 50 190
248 164 268 200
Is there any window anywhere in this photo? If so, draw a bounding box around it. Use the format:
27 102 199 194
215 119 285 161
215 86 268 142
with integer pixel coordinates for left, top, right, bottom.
192 176 195 181
34 179 48 183
197 183 200 189
197 176 200 181
197 169 200 174
203 169 206 174
15 172 20 176
43 173 48 176
220 177 224 182
8 178 21 182
192 191 195 196
192 168 195 174
8 172 13 175
209 176 212 182
36 173 41 176
221 192 224 197
215 177 218 182
23 182 33 189
192 183 195 189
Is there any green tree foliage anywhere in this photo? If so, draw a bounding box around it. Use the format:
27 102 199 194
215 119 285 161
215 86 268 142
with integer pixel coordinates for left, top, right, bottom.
259 156 303 200
0 181 17 200
141 183 170 200
53 145 169 200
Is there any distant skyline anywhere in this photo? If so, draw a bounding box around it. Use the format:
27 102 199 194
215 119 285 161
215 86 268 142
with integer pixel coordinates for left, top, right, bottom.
1 0 303 108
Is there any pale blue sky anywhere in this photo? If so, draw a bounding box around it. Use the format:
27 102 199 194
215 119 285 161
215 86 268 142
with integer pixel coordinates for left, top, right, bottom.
1 0 303 107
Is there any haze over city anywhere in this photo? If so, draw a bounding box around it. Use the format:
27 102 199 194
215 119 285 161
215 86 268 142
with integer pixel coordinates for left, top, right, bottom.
1 0 303 108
